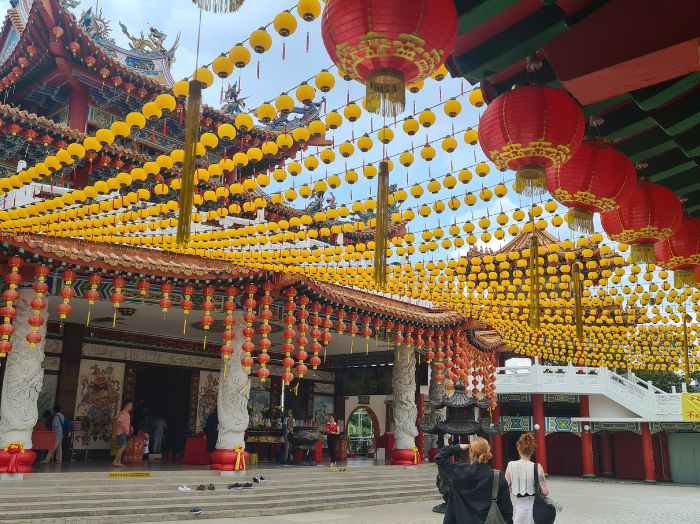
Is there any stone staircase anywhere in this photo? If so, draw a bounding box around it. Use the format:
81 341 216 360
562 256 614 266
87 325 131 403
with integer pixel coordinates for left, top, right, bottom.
0 465 441 523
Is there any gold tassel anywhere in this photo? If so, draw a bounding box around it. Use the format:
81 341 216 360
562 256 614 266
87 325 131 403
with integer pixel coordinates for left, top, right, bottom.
366 69 405 118
183 317 187 335
350 336 354 354
514 165 547 196
565 208 595 235
191 0 244 12
323 347 327 363
86 307 91 327
674 268 697 288
203 334 207 350
177 80 202 246
112 309 117 327
374 161 389 287
529 233 541 331
629 243 656 264
223 363 228 379
365 339 369 355
572 261 584 342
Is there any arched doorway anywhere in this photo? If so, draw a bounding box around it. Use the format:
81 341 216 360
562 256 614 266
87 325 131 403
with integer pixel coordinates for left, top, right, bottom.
346 406 379 458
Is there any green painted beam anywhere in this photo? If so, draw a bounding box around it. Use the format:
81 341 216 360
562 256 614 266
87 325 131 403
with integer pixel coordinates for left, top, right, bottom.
629 141 677 163
631 73 700 111
649 161 698 183
605 117 656 141
686 203 700 214
650 89 700 136
457 0 520 35
581 94 629 118
676 181 700 196
452 5 568 83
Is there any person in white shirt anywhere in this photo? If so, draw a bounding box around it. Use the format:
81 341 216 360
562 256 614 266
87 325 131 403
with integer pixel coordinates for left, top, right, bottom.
504 433 549 524
151 416 167 453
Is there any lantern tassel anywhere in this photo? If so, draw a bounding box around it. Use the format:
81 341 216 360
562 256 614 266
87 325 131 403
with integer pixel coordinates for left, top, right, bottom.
176 80 202 246
366 69 405 118
323 347 327 363
223 364 228 379
565 208 595 235
373 161 389 287
203 333 207 350
572 261 584 342
183 318 187 335
112 310 117 328
350 336 354 354
630 243 656 264
191 0 244 12
86 307 91 327
365 340 369 355
674 268 697 288
514 165 547 196
528 234 541 331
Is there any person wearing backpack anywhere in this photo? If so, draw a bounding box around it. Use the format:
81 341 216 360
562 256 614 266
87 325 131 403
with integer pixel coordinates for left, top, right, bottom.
435 438 513 524
43 405 65 464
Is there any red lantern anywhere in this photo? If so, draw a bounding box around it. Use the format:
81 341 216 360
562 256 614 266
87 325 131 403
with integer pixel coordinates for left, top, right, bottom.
479 86 585 195
56 270 76 321
137 279 150 298
85 55 96 68
180 284 195 334
0 339 12 357
26 45 38 57
241 284 257 371
160 282 174 315
654 217 700 287
546 139 638 233
51 26 64 40
601 180 683 263
321 0 457 117
69 41 81 56
221 286 238 362
199 285 216 349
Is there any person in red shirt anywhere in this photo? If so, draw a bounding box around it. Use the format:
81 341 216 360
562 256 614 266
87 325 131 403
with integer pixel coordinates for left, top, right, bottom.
324 414 340 467
112 401 133 467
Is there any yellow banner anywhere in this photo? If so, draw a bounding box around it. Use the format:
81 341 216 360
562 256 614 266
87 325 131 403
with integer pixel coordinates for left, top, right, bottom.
108 472 152 478
681 393 700 422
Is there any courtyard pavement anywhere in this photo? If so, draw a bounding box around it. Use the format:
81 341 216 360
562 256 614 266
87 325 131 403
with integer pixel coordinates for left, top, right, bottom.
163 477 699 524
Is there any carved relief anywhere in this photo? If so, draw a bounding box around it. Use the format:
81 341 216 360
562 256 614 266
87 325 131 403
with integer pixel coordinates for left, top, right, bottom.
0 288 48 448
392 348 418 450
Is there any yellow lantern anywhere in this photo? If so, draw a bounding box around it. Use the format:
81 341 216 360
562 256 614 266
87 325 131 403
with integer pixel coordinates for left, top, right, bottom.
277 133 293 150
319 148 336 164
469 88 485 107
442 136 457 153
378 127 394 144
475 162 490 177
343 102 361 122
273 10 297 36
418 109 436 128
315 70 335 93
399 151 414 167
217 123 237 141
304 156 319 171
345 170 359 184
357 134 373 152
297 0 321 21
212 54 234 78
261 141 279 157
296 82 316 104
403 117 420 136
431 64 449 81
173 80 189 98
292 126 310 145
287 161 302 176
325 111 342 130
155 93 176 112
200 132 219 150
193 67 214 88
464 128 479 145
363 165 377 179
247 147 263 163
407 80 424 93
250 28 272 54
339 141 354 158
232 152 249 168
420 145 436 161
308 119 326 137
275 93 294 113
256 103 277 124
444 98 461 117
235 113 254 132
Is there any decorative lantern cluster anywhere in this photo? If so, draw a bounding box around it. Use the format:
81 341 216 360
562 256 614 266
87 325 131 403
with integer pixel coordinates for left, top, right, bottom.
57 270 77 323
1 256 23 357
221 287 238 372
200 285 216 348
160 282 174 316
309 302 323 370
295 295 310 378
27 265 50 348
282 288 297 385
85 274 103 326
241 284 257 371
110 277 126 327
180 284 195 334
257 282 274 381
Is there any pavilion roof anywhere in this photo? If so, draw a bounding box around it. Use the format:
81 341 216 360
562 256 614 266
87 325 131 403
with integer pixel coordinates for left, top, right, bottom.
447 0 700 217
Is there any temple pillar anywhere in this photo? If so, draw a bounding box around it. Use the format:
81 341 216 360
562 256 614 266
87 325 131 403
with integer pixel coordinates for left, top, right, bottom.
491 402 504 471
55 323 85 419
0 287 48 474
68 82 90 133
658 431 672 481
391 348 419 465
210 312 249 473
415 392 425 461
599 432 614 477
641 422 656 484
532 394 548 473
580 395 596 478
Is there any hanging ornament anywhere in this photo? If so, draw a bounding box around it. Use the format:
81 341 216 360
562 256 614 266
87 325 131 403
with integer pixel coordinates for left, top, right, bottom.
394 323 404 347
57 269 77 323
321 305 334 363
308 302 323 370
191 0 245 14
85 273 102 327
110 277 126 328
159 282 174 317
257 281 273 381
479 86 585 195
241 283 257 372
282 288 298 385
221 286 238 375
335 309 347 337
27 264 50 348
361 316 373 355
296 295 310 378
348 312 359 353
180 284 195 334
322 0 457 117
654 217 700 287
137 278 150 301
374 160 390 285
200 285 216 349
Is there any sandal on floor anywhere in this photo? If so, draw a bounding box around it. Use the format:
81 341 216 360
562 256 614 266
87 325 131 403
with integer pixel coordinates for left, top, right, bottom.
196 484 206 491
207 483 215 491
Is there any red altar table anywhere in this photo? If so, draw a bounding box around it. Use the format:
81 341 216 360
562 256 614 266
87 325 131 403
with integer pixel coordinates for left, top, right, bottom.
123 432 146 463
183 435 210 465
31 425 56 451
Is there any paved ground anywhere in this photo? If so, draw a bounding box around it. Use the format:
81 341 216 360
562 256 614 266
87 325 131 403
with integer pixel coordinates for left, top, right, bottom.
162 477 699 524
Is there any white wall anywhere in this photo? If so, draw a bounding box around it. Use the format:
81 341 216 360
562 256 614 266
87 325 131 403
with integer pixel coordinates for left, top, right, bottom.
588 394 638 419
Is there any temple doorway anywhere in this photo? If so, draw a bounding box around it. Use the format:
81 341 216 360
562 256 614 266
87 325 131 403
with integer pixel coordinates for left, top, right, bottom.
133 366 192 456
347 407 379 458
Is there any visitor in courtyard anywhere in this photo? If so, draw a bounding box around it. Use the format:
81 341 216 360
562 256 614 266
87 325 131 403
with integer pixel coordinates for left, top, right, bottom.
204 408 218 453
43 405 65 464
435 438 513 524
505 433 549 524
324 413 340 467
151 414 167 454
112 400 134 467
283 409 295 464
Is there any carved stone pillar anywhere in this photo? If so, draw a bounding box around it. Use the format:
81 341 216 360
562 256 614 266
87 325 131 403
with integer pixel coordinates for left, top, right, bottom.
427 367 446 460
391 348 419 465
210 311 250 472
0 287 48 473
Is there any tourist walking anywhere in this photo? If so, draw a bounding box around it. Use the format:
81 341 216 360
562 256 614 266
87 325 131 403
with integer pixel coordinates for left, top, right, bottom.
505 433 549 524
113 400 133 467
43 406 65 464
151 415 167 453
434 438 513 524
324 414 340 467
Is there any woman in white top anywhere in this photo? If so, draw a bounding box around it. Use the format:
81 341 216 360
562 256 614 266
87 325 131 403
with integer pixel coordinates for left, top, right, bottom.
504 433 549 524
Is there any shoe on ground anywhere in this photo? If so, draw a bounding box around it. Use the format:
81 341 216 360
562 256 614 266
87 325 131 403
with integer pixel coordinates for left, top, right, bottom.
178 485 192 492
253 476 266 483
242 482 254 489
189 508 202 516
228 483 243 490
207 483 215 491
196 485 206 491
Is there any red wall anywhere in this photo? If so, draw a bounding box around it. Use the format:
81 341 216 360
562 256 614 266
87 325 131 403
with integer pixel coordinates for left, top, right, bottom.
546 433 582 476
613 432 664 481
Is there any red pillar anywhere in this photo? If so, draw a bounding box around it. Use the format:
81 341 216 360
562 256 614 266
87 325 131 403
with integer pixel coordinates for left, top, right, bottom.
415 392 425 462
532 394 548 473
491 402 504 471
68 82 90 133
599 432 614 477
579 395 596 478
658 432 672 481
641 422 656 483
